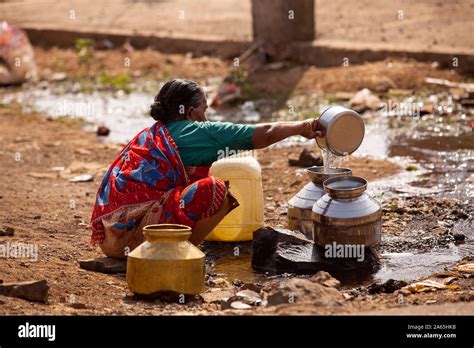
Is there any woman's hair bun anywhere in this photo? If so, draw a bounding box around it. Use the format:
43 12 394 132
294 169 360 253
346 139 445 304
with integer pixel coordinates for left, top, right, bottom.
150 79 203 123
150 100 167 121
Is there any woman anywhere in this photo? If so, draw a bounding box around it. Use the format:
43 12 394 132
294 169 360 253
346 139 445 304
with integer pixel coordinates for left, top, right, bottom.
90 79 322 259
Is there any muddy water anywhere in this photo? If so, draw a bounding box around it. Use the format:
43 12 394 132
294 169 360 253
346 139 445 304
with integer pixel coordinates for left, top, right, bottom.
2 86 473 288
1 86 261 144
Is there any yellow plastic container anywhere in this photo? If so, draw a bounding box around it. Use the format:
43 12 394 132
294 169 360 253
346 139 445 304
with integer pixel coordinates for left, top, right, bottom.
205 154 264 241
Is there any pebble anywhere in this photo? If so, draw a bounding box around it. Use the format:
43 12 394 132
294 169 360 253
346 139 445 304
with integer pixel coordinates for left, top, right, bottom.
0 226 14 236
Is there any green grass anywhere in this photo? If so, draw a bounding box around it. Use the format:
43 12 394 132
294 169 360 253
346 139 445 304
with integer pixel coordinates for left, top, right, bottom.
97 71 131 92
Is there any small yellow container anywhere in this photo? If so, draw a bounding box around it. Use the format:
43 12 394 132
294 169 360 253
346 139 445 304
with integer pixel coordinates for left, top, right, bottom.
126 224 205 296
205 155 264 241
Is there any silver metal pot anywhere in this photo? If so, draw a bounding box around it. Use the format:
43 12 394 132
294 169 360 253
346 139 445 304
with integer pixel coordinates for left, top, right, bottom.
312 175 381 247
315 106 365 156
287 166 351 240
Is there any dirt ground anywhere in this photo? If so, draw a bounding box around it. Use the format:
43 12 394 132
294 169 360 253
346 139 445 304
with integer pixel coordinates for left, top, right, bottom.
0 108 472 315
2 0 473 54
32 47 468 97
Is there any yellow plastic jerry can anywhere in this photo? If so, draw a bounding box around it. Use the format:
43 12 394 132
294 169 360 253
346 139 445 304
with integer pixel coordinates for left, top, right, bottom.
205 154 264 241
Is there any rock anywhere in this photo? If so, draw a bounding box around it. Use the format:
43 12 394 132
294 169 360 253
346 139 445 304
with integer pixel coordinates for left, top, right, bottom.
59 254 72 261
0 280 49 303
49 72 67 81
79 257 126 274
251 227 313 273
200 289 235 304
267 278 344 306
451 209 469 219
342 292 353 300
455 263 474 274
235 290 262 305
396 288 412 296
230 301 252 310
97 126 110 137
240 283 262 293
68 302 87 309
368 279 408 294
207 276 231 288
70 174 94 183
349 88 382 112
288 149 323 167
460 99 474 108
453 233 466 243
310 271 341 289
420 103 434 116
0 226 14 236
231 279 243 287
221 289 263 309
252 227 379 274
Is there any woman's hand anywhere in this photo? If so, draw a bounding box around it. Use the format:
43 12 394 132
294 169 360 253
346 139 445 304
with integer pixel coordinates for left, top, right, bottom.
299 119 324 139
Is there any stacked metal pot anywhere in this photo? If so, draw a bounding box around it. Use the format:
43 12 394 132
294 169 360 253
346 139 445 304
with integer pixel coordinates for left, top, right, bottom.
288 106 382 248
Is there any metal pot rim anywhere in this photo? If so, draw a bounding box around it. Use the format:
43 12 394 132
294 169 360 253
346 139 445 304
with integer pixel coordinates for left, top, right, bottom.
143 224 192 241
305 166 353 184
323 175 368 198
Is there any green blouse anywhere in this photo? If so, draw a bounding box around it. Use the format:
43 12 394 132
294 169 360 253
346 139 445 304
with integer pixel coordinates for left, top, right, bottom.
165 120 256 166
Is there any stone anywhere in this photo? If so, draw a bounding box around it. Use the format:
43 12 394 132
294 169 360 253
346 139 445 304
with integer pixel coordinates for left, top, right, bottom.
97 126 110 136
453 233 466 243
0 280 49 303
220 289 264 309
200 289 235 304
235 290 262 305
252 227 380 274
252 227 314 273
349 88 382 112
310 271 341 289
240 283 262 293
288 149 323 167
79 257 126 274
396 288 412 296
68 302 87 309
231 279 244 287
70 174 94 183
230 301 252 310
368 279 408 294
0 226 14 236
266 278 344 306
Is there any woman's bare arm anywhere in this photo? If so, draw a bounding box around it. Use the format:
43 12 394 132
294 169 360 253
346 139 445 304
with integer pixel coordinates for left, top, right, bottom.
252 119 322 149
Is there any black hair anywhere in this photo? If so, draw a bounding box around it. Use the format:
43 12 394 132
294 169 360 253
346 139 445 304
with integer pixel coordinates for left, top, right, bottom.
150 79 204 122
